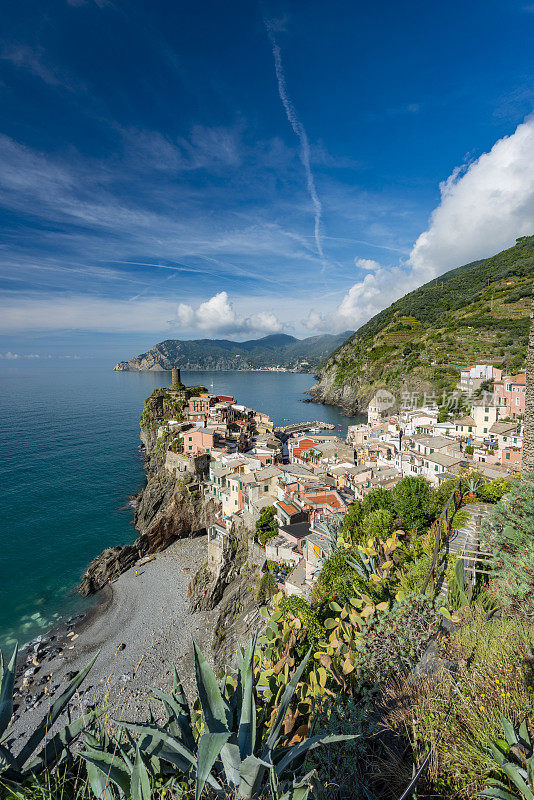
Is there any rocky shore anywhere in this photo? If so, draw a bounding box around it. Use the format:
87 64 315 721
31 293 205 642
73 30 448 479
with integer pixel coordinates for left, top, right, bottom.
7 382 221 744
8 536 212 747
7 380 262 749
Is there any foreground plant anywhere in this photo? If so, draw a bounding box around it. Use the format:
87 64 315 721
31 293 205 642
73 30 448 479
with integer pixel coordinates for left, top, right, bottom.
81 635 354 800
479 713 534 800
0 644 98 788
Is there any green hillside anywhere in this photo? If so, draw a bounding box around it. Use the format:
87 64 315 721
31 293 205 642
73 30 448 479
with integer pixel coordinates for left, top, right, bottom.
115 331 353 372
310 236 534 412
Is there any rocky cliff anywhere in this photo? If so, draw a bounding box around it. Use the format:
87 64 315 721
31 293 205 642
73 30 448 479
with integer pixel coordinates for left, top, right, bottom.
188 516 265 671
310 236 534 414
78 385 216 596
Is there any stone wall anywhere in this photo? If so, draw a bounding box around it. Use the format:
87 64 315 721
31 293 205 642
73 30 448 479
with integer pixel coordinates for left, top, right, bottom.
165 451 209 477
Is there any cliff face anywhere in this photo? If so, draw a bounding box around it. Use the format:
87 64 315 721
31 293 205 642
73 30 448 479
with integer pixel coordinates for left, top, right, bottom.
189 517 265 671
308 344 367 415
78 387 216 597
310 237 534 414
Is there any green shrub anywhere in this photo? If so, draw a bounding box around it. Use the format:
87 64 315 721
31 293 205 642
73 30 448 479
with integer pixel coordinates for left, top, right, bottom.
477 477 513 503
279 595 324 646
358 595 439 684
481 479 534 616
255 571 277 604
361 508 394 541
255 506 278 545
312 550 385 606
399 611 534 798
392 476 436 532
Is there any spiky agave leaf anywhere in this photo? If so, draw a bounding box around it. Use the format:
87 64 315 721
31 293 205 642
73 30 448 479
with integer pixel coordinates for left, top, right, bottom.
81 746 131 796
195 732 230 800
0 645 18 739
273 735 356 777
151 685 195 751
22 707 102 777
192 640 229 735
16 652 98 770
237 633 257 761
130 746 151 800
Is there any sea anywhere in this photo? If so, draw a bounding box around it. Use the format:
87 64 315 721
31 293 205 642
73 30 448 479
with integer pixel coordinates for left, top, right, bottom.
0 361 364 651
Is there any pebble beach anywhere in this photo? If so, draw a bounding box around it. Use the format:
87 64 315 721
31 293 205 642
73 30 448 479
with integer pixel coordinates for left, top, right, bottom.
8 535 213 747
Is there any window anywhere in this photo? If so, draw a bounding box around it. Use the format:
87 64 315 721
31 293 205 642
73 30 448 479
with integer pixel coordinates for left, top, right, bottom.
506 452 510 460
484 428 487 434
484 416 488 422
264 485 268 492
485 407 489 413
435 465 438 471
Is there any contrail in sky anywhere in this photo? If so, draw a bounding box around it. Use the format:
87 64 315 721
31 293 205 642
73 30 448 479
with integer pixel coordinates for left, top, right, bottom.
265 22 326 268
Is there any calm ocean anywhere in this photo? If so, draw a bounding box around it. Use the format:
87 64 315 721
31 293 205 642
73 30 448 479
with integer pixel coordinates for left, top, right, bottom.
0 362 363 650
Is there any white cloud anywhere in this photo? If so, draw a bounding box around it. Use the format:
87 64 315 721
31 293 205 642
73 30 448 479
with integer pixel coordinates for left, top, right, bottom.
409 115 534 278
177 291 282 336
354 257 381 271
303 310 328 331
334 116 534 330
0 292 282 336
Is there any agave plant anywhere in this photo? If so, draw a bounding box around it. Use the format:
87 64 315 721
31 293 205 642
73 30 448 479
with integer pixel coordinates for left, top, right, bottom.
82 635 354 799
0 643 99 785
479 713 534 800
466 476 481 496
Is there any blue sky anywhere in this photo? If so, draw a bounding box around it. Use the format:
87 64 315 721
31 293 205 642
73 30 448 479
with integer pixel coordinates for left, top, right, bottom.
1 0 534 362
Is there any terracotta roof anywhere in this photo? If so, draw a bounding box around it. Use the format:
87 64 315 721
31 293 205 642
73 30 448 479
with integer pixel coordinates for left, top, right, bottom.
277 501 301 516
304 492 343 508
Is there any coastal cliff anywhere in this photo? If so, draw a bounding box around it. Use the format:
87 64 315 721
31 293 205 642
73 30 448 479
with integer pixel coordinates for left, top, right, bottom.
309 236 534 414
189 516 264 670
78 385 216 596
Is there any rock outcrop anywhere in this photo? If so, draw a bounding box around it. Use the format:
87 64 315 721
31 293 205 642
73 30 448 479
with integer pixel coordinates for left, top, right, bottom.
189 517 265 671
78 385 216 597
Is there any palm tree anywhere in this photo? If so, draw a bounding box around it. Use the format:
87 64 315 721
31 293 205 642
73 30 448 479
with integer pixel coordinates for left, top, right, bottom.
523 283 534 476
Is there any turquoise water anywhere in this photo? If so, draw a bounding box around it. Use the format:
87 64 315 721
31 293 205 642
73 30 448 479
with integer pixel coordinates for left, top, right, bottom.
0 362 363 650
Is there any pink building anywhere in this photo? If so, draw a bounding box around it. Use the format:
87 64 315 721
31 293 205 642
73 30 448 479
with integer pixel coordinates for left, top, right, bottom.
182 427 215 455
494 372 526 419
501 447 522 469
300 489 347 524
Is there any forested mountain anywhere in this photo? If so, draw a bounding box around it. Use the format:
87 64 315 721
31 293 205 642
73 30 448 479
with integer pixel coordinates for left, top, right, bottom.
310 236 534 413
114 331 353 372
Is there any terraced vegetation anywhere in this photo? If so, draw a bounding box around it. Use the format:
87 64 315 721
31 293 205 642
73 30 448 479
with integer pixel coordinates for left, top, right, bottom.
311 236 534 412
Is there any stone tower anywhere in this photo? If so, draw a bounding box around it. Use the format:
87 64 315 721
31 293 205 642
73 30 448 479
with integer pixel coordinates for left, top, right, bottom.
170 367 181 387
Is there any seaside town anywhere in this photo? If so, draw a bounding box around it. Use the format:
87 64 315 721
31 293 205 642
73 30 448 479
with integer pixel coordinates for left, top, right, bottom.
156 364 525 599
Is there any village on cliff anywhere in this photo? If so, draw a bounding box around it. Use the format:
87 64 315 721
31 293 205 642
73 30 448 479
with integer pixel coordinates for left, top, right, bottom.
155 364 525 598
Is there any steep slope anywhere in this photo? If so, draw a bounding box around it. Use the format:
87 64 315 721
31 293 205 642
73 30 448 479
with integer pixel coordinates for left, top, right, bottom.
114 331 353 372
310 236 534 414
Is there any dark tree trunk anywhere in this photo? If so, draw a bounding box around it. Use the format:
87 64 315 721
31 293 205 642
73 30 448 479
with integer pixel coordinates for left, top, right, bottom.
523 284 534 477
